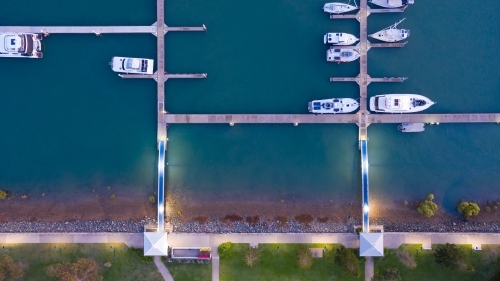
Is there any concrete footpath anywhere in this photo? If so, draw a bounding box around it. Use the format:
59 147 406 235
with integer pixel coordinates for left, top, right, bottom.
153 256 174 281
0 233 143 248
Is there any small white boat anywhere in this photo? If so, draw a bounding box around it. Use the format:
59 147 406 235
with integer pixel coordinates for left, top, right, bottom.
0 33 43 58
369 19 409 42
323 1 358 14
326 48 360 63
369 94 435 113
309 98 359 114
369 0 414 8
111 56 154 74
324 33 359 45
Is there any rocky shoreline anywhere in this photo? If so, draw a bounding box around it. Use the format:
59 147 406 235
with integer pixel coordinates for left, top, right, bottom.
1 217 499 234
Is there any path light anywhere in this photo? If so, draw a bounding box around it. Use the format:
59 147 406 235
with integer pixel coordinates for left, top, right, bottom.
277 246 280 254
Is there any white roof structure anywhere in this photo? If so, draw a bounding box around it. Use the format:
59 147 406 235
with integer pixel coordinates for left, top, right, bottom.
144 232 169 256
359 233 384 257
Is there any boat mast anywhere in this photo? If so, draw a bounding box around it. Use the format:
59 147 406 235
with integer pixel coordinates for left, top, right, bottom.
389 18 405 30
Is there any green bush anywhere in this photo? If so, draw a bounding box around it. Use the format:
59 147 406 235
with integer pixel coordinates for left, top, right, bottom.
457 201 480 219
334 245 360 277
128 247 153 262
149 196 156 203
218 242 232 256
417 194 438 218
0 190 7 199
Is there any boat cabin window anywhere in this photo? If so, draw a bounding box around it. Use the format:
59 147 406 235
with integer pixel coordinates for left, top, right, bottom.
394 99 400 106
334 56 340 60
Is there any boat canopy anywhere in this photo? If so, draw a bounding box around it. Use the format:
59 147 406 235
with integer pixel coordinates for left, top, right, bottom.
388 0 403 6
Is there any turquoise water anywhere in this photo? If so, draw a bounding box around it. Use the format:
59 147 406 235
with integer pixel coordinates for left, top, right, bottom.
0 1 499 214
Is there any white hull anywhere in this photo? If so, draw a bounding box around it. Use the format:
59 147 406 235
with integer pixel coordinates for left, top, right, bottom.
324 33 359 45
327 48 360 63
0 33 43 58
369 0 413 8
111 57 154 74
308 98 359 114
323 3 358 14
370 94 435 113
369 28 409 42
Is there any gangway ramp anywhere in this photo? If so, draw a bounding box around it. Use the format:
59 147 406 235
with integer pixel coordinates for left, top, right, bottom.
157 140 166 232
360 139 370 233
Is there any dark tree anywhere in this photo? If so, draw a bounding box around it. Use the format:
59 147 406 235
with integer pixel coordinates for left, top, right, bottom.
372 268 401 281
0 254 24 281
46 258 102 281
334 245 360 277
434 243 474 272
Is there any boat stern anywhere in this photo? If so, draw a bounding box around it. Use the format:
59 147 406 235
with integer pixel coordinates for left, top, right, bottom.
146 59 155 75
369 97 376 112
323 34 328 44
308 102 313 112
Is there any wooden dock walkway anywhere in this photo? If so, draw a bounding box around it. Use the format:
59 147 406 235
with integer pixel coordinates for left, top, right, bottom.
119 73 207 81
0 25 206 34
0 26 155 34
163 114 500 124
369 42 407 48
330 76 407 83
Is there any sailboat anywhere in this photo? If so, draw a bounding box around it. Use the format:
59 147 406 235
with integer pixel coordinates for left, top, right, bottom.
323 0 358 14
369 19 410 42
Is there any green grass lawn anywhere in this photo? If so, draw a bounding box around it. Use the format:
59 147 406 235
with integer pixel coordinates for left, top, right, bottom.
375 244 500 281
220 243 364 281
163 261 212 281
1 243 163 281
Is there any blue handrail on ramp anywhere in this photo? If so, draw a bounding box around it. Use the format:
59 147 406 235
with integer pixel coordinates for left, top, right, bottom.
360 139 369 233
157 140 165 232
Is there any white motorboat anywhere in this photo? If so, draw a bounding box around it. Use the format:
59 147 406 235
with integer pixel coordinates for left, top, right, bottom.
111 57 154 74
323 2 358 14
369 94 435 113
369 0 414 8
369 19 409 42
308 98 359 114
326 48 360 63
0 33 43 58
324 33 359 45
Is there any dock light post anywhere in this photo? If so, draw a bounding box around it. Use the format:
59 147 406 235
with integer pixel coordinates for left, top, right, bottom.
110 246 115 257
53 245 61 257
277 246 280 254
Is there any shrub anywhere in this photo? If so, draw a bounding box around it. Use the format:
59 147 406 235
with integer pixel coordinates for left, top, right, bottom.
128 247 153 262
244 247 260 267
372 267 401 281
334 245 360 277
110 194 116 200
0 190 7 199
0 254 24 280
275 216 287 227
295 214 314 224
246 215 259 225
222 214 243 223
417 194 438 218
457 201 480 219
193 216 208 225
296 245 313 269
434 243 474 272
318 216 329 223
218 242 232 256
46 258 101 281
395 249 417 269
149 196 156 203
